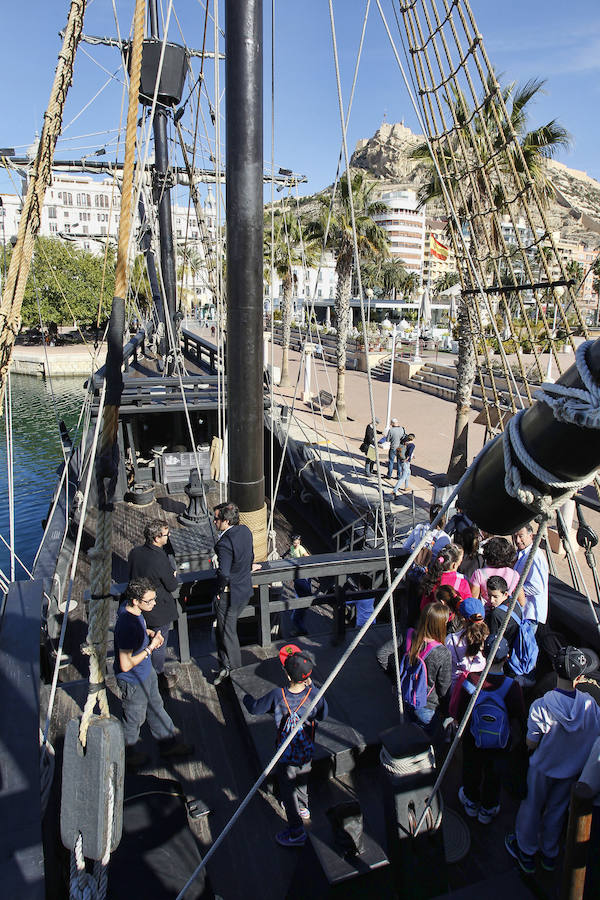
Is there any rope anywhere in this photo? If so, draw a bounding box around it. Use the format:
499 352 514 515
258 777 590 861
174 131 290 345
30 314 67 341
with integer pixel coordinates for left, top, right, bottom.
0 0 87 412
503 409 596 519
536 340 600 428
79 0 145 747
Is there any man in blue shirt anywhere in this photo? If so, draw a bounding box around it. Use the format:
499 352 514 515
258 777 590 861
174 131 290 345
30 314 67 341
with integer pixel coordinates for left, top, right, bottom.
115 577 193 769
513 524 549 631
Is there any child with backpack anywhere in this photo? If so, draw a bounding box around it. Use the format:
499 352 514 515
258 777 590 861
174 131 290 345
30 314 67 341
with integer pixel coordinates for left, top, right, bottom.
485 575 538 681
457 635 525 824
243 645 328 847
506 646 600 874
398 602 452 741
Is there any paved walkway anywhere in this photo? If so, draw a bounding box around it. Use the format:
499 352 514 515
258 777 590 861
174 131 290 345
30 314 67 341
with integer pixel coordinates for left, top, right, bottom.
265 339 600 602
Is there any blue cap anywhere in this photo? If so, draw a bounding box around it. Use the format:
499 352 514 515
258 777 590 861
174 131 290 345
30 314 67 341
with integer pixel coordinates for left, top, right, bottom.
484 634 509 660
457 596 485 620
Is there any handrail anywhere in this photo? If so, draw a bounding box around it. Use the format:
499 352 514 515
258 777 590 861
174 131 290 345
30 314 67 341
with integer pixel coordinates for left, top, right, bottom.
91 323 152 384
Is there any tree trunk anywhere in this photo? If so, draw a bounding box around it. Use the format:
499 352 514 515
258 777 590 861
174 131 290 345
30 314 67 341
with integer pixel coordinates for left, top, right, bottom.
334 266 352 421
447 294 476 483
279 280 292 386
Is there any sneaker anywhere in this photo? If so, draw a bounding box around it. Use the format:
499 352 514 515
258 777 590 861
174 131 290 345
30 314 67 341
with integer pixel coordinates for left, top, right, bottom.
298 806 311 820
539 852 557 872
213 667 231 686
276 827 306 847
458 786 479 818
159 740 194 759
505 833 535 875
478 804 501 824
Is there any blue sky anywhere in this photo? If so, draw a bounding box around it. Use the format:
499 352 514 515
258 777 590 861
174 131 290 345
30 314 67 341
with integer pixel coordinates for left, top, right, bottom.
1 0 599 199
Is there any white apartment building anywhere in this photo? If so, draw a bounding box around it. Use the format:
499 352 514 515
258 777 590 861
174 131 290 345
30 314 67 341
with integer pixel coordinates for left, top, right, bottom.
374 188 426 276
0 175 218 309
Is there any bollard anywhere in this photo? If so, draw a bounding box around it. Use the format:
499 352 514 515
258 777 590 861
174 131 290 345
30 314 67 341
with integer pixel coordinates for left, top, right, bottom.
561 781 594 900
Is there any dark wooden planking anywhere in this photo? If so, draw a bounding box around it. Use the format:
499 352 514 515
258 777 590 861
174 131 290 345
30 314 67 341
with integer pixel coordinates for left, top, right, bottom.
0 580 45 898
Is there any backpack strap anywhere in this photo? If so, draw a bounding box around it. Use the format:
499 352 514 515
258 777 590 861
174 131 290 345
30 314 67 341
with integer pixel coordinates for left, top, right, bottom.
498 603 520 626
494 677 512 702
420 640 441 661
283 686 311 719
405 628 414 654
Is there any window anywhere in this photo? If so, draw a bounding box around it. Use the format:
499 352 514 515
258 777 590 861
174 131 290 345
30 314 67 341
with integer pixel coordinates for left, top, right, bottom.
100 226 107 236
94 195 109 208
82 225 88 234
64 211 69 218
62 192 73 206
318 289 322 298
49 223 58 233
48 206 57 218
76 193 91 207
64 224 71 233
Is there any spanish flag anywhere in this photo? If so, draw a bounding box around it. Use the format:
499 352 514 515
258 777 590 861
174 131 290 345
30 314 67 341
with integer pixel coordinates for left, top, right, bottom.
430 235 449 261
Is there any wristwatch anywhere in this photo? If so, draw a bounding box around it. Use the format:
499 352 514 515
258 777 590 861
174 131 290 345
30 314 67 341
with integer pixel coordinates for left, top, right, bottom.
145 647 152 658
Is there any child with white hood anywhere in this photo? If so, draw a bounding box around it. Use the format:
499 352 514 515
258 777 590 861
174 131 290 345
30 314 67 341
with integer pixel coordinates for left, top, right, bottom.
505 646 600 874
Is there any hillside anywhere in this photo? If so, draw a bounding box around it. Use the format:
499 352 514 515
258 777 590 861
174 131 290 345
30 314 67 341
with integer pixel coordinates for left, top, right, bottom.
350 122 600 246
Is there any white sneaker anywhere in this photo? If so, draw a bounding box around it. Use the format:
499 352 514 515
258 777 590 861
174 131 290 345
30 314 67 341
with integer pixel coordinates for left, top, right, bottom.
458 786 479 818
478 804 500 824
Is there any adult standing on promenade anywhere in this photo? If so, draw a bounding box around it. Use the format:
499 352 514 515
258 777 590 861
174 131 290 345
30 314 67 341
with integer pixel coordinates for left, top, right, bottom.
128 519 179 690
380 417 405 479
213 501 261 684
360 417 380 475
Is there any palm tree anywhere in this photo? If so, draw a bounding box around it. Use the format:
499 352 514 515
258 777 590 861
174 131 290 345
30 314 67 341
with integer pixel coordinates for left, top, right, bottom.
410 75 570 481
381 257 408 300
306 172 389 420
264 212 318 386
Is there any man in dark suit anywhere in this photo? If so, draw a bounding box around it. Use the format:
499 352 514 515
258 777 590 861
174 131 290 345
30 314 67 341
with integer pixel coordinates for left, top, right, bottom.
128 519 179 690
213 502 260 684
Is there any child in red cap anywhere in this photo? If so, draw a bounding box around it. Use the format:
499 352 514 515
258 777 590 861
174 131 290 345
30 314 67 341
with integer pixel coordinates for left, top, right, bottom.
244 645 328 847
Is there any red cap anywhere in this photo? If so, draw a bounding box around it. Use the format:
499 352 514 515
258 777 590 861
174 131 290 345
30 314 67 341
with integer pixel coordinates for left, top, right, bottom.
279 643 302 667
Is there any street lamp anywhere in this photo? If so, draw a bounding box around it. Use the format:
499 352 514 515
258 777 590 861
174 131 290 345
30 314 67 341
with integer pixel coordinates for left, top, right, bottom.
545 284 564 383
413 286 424 363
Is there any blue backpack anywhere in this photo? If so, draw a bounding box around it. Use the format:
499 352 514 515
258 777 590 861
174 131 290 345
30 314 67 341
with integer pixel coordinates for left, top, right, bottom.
464 677 512 749
276 688 315 766
399 629 440 709
497 603 539 676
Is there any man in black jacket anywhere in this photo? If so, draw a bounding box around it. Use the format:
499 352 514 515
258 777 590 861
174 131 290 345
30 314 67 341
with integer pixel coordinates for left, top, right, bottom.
213 502 260 684
128 519 179 690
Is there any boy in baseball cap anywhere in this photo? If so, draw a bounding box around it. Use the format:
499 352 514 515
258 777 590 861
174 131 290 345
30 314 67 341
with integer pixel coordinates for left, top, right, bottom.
244 645 328 847
506 645 600 874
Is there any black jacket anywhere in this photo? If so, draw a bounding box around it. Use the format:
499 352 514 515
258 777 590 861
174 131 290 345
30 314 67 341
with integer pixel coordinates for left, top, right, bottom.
216 523 255 607
128 542 178 628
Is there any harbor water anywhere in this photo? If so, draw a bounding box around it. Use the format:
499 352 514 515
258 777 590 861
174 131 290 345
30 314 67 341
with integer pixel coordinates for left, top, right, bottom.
0 373 84 582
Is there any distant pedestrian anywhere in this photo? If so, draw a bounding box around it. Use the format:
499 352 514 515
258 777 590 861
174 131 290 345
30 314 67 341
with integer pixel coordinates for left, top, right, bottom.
360 417 380 475
505 646 600 874
392 433 415 497
243 646 328 847
114 577 193 770
379 418 405 479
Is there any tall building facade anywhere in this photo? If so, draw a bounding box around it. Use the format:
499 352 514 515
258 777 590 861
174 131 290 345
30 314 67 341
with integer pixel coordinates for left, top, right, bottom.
374 189 426 276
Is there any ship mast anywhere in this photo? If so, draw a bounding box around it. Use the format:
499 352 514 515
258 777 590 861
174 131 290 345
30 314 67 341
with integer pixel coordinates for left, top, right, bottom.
225 0 268 558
